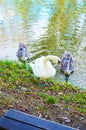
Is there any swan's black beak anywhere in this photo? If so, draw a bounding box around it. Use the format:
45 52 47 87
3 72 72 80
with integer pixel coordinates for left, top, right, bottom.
57 60 61 67
53 59 61 67
65 76 69 82
58 60 61 64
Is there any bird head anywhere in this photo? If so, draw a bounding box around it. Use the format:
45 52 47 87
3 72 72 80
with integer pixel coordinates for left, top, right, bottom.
53 57 61 64
19 42 26 50
65 70 70 77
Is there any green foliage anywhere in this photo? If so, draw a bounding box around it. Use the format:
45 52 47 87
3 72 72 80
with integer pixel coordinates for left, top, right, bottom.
40 92 58 104
49 85 61 91
46 96 58 104
40 93 48 98
74 93 86 104
38 105 46 111
0 60 37 90
0 60 86 118
0 93 13 106
62 95 71 103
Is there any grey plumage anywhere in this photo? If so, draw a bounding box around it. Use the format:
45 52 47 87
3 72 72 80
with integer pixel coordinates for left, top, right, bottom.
61 52 74 81
16 42 30 63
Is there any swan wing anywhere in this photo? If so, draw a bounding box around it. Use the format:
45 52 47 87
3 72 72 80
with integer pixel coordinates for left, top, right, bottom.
30 56 56 79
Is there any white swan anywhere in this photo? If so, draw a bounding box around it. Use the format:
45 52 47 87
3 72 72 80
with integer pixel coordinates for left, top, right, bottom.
30 55 61 79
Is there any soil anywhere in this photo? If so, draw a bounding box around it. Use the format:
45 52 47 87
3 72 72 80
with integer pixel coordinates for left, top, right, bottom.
0 83 86 130
0 61 86 130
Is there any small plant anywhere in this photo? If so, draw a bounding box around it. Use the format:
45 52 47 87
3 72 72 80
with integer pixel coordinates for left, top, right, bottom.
38 105 46 111
63 95 71 103
74 93 86 103
0 94 13 106
49 85 60 91
40 93 48 98
46 96 58 104
28 65 33 73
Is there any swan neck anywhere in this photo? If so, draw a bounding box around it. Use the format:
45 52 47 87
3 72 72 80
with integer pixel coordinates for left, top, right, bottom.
44 55 59 63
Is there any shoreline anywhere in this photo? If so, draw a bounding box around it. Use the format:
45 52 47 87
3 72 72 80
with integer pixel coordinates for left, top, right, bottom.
0 60 86 129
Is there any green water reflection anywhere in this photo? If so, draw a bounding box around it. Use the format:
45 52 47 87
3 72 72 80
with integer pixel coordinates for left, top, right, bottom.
0 0 86 88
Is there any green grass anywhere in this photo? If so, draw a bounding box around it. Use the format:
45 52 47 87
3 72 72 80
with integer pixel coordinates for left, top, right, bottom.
62 95 71 103
40 92 48 98
38 105 46 111
0 60 37 89
46 95 58 104
0 93 13 106
0 60 86 120
40 92 58 104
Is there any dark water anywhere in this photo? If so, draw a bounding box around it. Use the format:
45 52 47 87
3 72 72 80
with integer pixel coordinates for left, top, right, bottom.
0 0 86 88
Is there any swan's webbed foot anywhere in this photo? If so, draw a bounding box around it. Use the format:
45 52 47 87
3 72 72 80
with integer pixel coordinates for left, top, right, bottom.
38 78 54 87
38 78 47 87
39 82 46 87
39 80 54 87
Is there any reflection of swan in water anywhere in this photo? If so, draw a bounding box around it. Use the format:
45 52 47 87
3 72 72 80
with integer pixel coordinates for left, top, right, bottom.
16 42 30 63
61 52 74 82
30 55 61 85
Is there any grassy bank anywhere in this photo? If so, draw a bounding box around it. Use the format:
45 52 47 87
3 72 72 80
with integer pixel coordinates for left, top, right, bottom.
0 60 86 129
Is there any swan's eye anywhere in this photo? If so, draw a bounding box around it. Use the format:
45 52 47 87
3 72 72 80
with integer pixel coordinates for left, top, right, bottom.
67 54 70 57
20 48 23 51
67 58 69 60
23 46 25 48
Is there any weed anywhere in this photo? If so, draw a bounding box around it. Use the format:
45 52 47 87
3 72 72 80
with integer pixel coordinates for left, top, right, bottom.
38 105 46 111
63 95 71 103
46 96 58 104
40 93 48 98
0 59 86 123
49 85 60 91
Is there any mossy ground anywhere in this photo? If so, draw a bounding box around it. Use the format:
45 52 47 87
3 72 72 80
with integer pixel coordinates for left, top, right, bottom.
0 60 86 129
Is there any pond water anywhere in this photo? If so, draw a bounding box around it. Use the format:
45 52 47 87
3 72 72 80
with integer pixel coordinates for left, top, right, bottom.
0 0 86 88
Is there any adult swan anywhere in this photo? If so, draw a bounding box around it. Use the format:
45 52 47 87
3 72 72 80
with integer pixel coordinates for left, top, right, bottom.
30 55 61 80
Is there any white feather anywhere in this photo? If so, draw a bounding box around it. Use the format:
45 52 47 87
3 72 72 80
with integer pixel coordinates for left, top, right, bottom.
30 55 61 79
